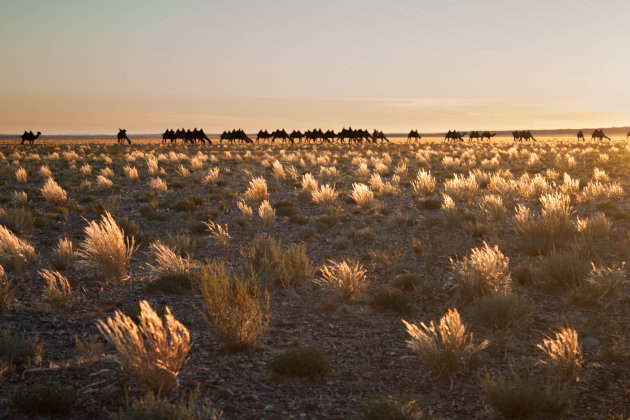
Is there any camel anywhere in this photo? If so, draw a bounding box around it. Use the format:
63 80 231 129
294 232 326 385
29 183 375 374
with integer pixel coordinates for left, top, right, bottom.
289 130 303 143
407 130 421 143
480 131 496 141
271 129 290 143
220 129 252 144
117 129 131 145
372 130 389 143
591 129 610 141
512 130 536 142
20 131 41 144
257 130 271 143
468 131 481 142
323 130 336 143
577 130 585 142
444 130 465 142
627 131 630 140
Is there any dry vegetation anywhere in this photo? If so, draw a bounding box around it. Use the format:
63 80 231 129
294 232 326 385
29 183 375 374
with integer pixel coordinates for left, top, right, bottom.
0 135 629 418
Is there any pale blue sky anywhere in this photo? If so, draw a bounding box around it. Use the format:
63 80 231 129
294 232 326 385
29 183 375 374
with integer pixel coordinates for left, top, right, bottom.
1 0 629 133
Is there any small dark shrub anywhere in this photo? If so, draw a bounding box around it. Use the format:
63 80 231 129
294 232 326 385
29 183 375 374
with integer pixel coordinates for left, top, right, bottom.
370 288 412 314
511 264 539 286
116 216 140 239
171 199 197 212
147 272 199 294
391 273 423 291
0 207 36 237
540 250 590 290
418 199 442 211
268 345 331 377
10 382 77 415
473 293 531 331
0 329 45 367
122 302 166 324
356 396 434 420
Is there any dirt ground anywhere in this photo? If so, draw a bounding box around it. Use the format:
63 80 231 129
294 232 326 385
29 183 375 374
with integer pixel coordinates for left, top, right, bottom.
0 135 629 419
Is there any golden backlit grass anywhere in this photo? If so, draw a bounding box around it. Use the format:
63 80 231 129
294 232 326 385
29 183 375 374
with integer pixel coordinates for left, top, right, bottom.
97 300 191 393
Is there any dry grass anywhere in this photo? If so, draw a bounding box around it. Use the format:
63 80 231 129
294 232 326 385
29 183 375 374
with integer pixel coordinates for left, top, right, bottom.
311 184 338 207
537 327 582 383
148 177 167 194
244 176 268 203
123 165 139 180
96 175 113 189
314 259 369 300
41 178 67 204
258 200 276 227
444 174 478 203
78 212 136 280
411 169 436 196
449 242 511 300
204 221 231 249
351 183 374 208
97 300 191 393
0 225 37 273
403 308 488 378
15 167 27 183
196 262 270 348
148 241 192 278
39 269 74 309
51 237 75 270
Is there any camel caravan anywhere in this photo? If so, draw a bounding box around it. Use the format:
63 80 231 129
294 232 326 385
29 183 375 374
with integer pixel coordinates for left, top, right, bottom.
14 127 627 146
162 128 211 144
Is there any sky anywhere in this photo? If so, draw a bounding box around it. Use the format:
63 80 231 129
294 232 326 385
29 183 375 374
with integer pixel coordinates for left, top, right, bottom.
1 0 629 134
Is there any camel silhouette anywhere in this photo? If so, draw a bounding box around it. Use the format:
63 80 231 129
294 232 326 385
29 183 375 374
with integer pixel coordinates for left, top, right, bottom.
20 131 41 144
407 130 421 143
444 130 465 142
468 131 481 142
117 129 131 145
577 130 585 142
256 130 271 143
591 129 610 141
372 130 389 143
512 130 536 142
480 131 496 141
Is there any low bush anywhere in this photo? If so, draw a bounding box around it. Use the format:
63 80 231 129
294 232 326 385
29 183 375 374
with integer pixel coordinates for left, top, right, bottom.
268 345 331 377
0 328 45 368
196 262 270 348
10 382 77 415
473 293 531 331
369 288 413 314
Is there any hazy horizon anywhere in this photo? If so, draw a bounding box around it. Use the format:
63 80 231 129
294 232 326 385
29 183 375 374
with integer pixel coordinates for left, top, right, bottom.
2 1 629 134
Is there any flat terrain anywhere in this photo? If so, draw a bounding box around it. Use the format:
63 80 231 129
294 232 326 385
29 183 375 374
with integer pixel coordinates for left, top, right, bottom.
0 136 629 419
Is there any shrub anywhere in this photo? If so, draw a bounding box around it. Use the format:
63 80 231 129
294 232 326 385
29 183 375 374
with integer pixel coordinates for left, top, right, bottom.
96 174 114 189
402 308 488 378
242 234 313 288
412 169 436 196
537 327 582 383
149 177 168 193
41 178 67 204
478 194 506 221
314 259 369 300
0 224 37 273
123 165 139 180
351 183 375 208
391 273 423 291
481 369 569 418
204 220 231 249
273 200 299 218
196 262 270 348
570 262 625 305
356 396 434 420
15 167 27 183
473 293 531 331
203 167 220 184
444 174 478 203
244 176 268 203
74 334 105 361
10 382 77 415
171 199 197 212
540 250 589 290
40 269 74 310
301 173 318 192
418 199 442 211
97 300 191 393
112 391 221 420
51 237 75 270
448 242 511 300
0 328 45 367
148 241 192 278
369 288 412 314
258 200 276 227
0 264 15 311
575 212 610 240
0 206 37 237
78 212 137 280
311 184 338 207
268 345 331 377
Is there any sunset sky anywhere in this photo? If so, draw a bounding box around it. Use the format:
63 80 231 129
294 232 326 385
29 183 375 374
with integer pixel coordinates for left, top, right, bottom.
1 0 629 134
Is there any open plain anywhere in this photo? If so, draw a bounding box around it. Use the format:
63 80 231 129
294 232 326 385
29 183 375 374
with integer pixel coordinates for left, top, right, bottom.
0 135 629 419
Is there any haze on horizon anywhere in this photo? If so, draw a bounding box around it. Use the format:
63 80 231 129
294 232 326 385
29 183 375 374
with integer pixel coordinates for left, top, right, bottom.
1 0 629 135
